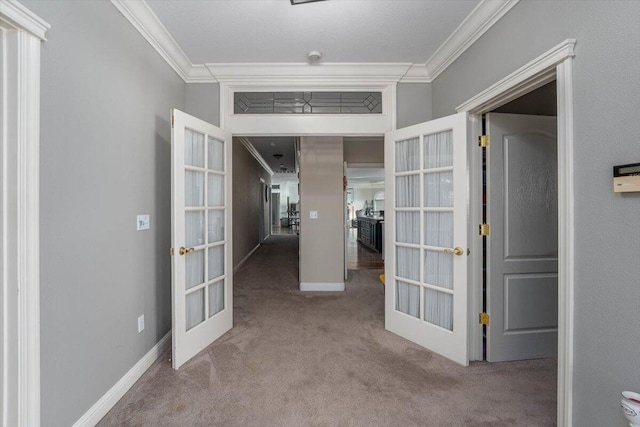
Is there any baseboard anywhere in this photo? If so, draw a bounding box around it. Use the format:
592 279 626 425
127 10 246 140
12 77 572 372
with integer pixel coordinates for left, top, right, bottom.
233 243 261 273
300 282 345 292
72 331 172 427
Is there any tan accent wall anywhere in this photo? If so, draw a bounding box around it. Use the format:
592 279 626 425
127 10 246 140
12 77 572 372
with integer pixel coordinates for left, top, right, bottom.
232 138 272 270
343 138 384 164
299 136 344 287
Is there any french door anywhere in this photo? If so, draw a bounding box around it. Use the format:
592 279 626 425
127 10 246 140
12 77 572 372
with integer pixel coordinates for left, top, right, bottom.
170 109 233 370
384 113 469 366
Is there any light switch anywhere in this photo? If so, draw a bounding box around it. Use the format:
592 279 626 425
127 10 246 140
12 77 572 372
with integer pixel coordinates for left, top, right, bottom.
309 211 318 219
137 215 150 231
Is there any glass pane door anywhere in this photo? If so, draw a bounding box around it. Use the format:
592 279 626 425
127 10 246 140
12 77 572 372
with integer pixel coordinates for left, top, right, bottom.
384 112 468 366
171 108 232 370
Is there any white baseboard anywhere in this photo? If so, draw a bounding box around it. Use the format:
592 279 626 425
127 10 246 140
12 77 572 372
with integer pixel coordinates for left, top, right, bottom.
73 331 172 427
300 282 345 292
233 243 261 273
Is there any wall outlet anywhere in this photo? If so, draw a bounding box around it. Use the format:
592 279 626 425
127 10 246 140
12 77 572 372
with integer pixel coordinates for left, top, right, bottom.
309 210 318 219
136 214 150 231
137 314 145 333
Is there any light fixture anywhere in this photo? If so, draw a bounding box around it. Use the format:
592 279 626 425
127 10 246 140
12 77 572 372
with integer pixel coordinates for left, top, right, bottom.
291 0 326 5
273 154 283 160
307 50 322 63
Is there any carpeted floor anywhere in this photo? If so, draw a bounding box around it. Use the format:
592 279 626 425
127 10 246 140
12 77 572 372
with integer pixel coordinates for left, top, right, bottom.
98 234 556 426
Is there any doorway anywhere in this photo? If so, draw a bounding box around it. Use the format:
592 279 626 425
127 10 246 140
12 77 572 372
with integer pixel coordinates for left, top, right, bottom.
483 81 559 362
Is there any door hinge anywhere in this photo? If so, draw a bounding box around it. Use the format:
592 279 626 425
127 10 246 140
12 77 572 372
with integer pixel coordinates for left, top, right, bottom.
479 223 490 236
169 247 174 256
479 312 490 325
478 134 489 148
171 113 175 128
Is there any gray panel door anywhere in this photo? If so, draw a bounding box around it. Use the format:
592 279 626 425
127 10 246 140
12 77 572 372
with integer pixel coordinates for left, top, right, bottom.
487 113 558 362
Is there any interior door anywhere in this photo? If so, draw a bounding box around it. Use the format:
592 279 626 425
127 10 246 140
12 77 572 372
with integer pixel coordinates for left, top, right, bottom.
384 112 469 366
486 113 558 362
171 109 233 370
344 161 348 280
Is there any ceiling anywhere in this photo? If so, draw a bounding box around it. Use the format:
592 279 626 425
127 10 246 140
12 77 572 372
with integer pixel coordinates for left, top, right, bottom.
347 167 384 187
248 137 297 172
145 0 480 64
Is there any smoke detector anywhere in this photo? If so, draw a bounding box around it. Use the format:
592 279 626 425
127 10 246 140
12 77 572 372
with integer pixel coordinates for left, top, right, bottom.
307 51 322 63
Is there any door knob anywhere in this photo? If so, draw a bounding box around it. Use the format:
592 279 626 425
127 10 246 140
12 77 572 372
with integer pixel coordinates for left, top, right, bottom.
179 247 195 255
444 247 464 256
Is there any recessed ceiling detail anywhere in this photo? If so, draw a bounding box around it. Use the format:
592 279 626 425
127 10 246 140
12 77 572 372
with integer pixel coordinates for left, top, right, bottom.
234 92 382 115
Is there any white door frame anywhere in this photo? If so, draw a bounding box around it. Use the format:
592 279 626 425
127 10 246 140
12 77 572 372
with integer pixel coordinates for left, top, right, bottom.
456 39 576 427
0 2 49 426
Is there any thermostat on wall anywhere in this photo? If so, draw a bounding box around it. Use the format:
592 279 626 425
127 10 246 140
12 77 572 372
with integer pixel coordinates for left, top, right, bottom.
613 162 640 193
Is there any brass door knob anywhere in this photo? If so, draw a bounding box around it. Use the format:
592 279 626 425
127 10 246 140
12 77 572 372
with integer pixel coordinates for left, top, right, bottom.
444 247 464 256
179 247 195 255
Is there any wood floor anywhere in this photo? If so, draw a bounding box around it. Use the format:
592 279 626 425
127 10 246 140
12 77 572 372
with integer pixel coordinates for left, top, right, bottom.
346 227 383 270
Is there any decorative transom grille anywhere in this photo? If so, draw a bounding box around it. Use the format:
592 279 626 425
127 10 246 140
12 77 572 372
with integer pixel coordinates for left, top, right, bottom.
234 92 383 114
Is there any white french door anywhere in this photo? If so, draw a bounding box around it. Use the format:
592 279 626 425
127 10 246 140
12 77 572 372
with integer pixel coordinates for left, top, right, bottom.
171 109 233 370
384 112 469 366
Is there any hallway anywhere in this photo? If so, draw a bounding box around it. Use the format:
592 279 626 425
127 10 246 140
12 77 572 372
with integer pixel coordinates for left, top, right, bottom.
99 235 556 426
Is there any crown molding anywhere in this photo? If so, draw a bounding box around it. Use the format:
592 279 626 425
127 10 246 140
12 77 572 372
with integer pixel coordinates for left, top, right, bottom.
424 0 519 82
112 0 520 85
0 0 50 40
110 0 193 81
400 64 429 83
237 137 274 176
206 63 413 84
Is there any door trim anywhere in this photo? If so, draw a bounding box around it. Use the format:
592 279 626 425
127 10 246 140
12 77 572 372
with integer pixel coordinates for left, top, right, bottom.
1 3 49 426
457 39 576 427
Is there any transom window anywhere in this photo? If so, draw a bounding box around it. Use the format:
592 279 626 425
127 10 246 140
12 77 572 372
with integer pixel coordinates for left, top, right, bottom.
234 91 383 114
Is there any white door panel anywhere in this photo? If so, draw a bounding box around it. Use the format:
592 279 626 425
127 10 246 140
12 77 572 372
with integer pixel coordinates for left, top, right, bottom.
171 109 233 369
487 113 557 362
385 113 469 366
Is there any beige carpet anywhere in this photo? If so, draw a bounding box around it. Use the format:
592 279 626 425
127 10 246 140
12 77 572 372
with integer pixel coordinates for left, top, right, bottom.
98 235 556 426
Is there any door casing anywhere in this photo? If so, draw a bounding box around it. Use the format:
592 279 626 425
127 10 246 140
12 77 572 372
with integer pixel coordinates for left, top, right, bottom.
457 39 576 427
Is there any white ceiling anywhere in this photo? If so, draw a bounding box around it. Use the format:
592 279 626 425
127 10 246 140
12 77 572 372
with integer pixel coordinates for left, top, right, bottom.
146 0 480 64
347 167 384 186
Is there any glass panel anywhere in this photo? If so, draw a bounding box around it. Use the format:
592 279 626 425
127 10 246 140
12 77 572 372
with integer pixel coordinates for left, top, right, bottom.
185 250 204 290
185 171 204 207
234 91 382 114
208 174 224 207
396 247 420 282
395 175 419 208
396 281 419 318
208 137 224 172
424 171 453 207
424 212 453 248
208 210 224 243
396 212 420 244
424 130 453 169
208 246 224 280
185 211 205 248
395 138 419 172
185 129 205 168
424 288 453 331
185 289 204 331
208 280 225 317
424 250 453 290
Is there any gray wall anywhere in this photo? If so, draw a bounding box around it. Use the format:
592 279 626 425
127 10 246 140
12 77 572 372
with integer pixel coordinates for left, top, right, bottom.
21 1 185 425
299 137 344 287
397 82 432 128
232 139 272 270
431 2 640 425
185 83 220 126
